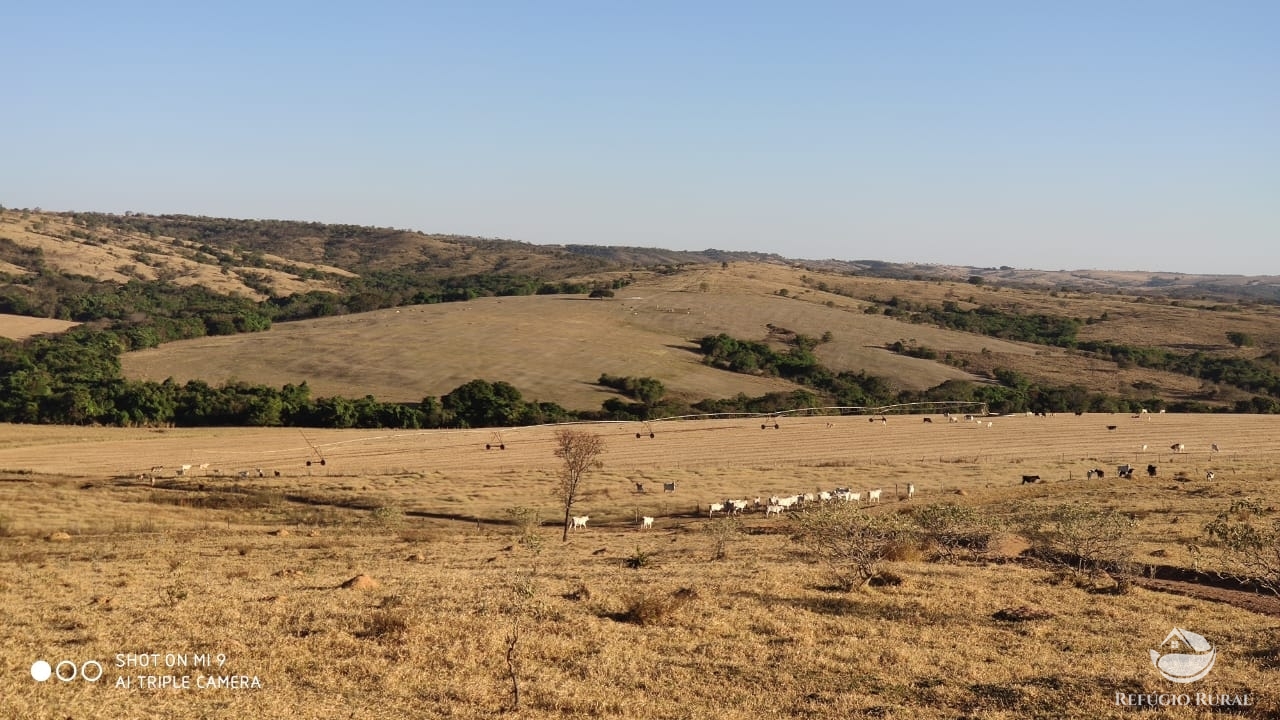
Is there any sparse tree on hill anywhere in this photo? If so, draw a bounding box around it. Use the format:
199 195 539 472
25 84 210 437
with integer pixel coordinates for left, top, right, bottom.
1226 331 1253 348
555 429 605 541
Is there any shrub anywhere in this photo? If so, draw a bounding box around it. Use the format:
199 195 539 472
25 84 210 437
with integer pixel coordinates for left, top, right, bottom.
371 505 404 527
624 546 655 569
790 503 915 590
912 503 1001 560
1021 504 1137 584
1203 498 1280 596
702 516 742 560
615 588 696 625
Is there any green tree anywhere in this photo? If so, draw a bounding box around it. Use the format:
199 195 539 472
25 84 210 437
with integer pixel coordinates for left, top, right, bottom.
1226 331 1253 348
442 379 526 428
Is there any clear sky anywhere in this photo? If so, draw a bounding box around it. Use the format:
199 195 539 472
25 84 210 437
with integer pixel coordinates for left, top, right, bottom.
3 2 1276 274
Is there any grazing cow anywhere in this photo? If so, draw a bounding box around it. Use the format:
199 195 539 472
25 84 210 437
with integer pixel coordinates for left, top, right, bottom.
818 491 832 502
1147 464 1158 477
949 416 959 423
1211 443 1220 453
868 488 882 503
1117 464 1135 479
765 504 784 517
923 417 933 423
635 482 645 493
1021 475 1041 484
640 516 654 530
1106 425 1118 431
571 515 589 530
708 503 725 517
1205 471 1216 481
663 482 676 493
728 499 750 514
964 414 975 422
1171 443 1186 454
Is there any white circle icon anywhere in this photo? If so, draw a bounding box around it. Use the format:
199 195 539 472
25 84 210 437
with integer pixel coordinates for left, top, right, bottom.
31 660 52 682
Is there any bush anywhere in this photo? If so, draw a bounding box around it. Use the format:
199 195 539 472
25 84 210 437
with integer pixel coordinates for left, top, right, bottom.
1021 504 1137 584
790 503 915 590
702 516 742 560
911 503 1000 560
1203 498 1280 596
614 588 696 625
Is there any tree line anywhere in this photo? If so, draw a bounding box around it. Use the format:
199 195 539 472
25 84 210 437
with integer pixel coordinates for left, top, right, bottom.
866 297 1279 406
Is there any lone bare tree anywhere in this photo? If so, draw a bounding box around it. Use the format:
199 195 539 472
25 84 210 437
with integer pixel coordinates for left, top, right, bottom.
555 429 606 541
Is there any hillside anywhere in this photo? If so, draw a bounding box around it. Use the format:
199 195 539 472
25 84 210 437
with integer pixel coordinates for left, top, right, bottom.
121 262 1280 411
4 208 1280 418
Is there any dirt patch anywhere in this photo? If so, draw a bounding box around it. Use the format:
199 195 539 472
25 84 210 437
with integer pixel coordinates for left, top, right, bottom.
1135 578 1280 618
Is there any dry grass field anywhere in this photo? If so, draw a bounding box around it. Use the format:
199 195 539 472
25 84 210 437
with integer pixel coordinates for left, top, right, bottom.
1 414 1277 718
118 261 1268 409
0 313 80 340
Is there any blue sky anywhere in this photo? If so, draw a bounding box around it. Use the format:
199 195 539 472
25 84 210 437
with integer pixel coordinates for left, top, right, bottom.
3 2 1276 274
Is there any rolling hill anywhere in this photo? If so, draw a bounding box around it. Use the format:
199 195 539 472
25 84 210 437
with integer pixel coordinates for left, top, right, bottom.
3 207 1280 414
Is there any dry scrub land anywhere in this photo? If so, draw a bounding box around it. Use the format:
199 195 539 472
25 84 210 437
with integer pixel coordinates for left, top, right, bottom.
1 414 1278 718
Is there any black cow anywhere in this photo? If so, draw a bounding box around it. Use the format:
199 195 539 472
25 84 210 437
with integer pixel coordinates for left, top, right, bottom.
1021 475 1041 484
1147 464 1158 477
923 417 933 423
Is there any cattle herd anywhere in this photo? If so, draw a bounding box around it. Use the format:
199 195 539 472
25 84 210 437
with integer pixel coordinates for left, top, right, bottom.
702 483 912 521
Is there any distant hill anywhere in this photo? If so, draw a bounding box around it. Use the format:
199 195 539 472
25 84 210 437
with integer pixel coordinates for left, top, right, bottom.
3 207 1280 415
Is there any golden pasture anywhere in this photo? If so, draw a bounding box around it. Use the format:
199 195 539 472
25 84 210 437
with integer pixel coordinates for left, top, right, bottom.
116 260 1262 411
1 414 1277 719
0 313 80 341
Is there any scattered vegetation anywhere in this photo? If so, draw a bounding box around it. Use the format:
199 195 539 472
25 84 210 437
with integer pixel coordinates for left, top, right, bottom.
1203 498 1280 596
910 503 1001 560
1021 504 1138 590
790 503 915 590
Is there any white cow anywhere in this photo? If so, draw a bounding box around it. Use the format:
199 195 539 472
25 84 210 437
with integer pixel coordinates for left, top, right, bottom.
639 516 654 530
765 504 784 517
728 499 750 514
1171 443 1186 453
708 502 725 517
906 483 915 499
571 515 589 530
868 488 882 504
